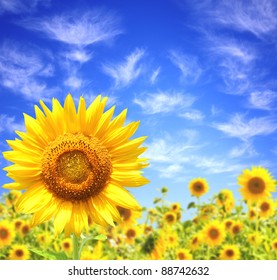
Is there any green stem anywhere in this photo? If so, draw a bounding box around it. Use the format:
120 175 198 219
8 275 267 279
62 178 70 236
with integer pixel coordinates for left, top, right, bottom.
72 234 80 260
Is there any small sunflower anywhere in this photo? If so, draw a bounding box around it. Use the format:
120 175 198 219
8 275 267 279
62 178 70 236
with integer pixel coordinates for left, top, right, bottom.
231 221 243 237
37 232 52 247
3 94 149 236
166 231 179 248
0 220 15 248
202 220 226 247
8 244 30 260
116 206 141 228
189 234 202 251
80 242 108 260
219 245 240 260
20 222 31 237
258 199 275 219
141 232 165 260
248 208 257 221
216 189 235 213
170 202 181 212
163 211 177 226
125 226 141 245
176 249 193 260
237 166 276 203
13 219 23 231
188 178 209 198
61 237 73 253
224 219 234 232
248 233 262 247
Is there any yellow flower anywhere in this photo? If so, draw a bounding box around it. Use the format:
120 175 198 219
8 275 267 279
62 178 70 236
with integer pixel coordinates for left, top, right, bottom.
189 234 202 251
248 207 257 221
237 166 276 203
224 219 234 232
8 244 30 260
3 94 149 236
163 211 177 226
14 219 23 231
20 221 31 237
116 206 141 228
125 226 141 245
37 232 52 247
231 221 243 237
166 231 179 248
188 178 209 197
0 220 15 248
258 199 275 219
202 220 226 247
248 233 262 247
170 202 181 212
219 245 240 260
176 249 193 260
61 237 73 253
80 242 108 260
141 232 165 260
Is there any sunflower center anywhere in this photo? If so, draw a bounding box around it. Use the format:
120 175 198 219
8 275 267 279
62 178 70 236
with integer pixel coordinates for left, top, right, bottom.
15 249 24 257
0 228 8 239
41 133 112 201
248 177 265 194
232 225 240 234
165 214 175 223
209 228 219 239
192 237 198 244
260 202 270 212
226 249 234 257
126 229 136 239
194 183 203 192
178 252 185 260
273 242 277 250
117 206 132 221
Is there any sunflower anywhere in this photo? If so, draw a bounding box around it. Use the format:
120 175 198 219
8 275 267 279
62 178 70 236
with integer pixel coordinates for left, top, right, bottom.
116 206 141 228
5 190 22 207
20 222 31 237
248 208 257 221
216 189 235 213
0 220 15 248
188 178 209 198
202 220 226 247
170 202 181 212
166 231 179 248
224 219 234 232
248 233 262 247
231 221 243 237
3 94 149 236
258 199 275 219
14 219 23 231
141 232 165 260
176 249 193 260
163 211 177 226
8 244 30 260
37 232 52 247
219 245 240 260
125 226 141 245
61 237 73 253
80 242 108 260
189 234 202 251
237 166 276 203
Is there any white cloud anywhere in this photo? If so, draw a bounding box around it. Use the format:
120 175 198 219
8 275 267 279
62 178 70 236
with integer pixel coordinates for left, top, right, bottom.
213 0 277 38
248 90 277 110
150 67 161 84
159 164 183 178
179 110 205 121
133 91 195 114
229 141 257 158
63 49 93 63
213 113 277 141
0 0 49 14
64 76 83 89
22 10 121 46
102 48 145 88
0 41 56 100
168 50 202 83
0 114 25 134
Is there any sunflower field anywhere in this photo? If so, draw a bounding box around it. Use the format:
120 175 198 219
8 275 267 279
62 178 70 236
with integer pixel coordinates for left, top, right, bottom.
0 95 277 260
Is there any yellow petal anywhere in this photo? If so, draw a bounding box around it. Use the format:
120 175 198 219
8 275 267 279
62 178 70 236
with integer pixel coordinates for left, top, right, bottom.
64 94 78 133
54 201 73 235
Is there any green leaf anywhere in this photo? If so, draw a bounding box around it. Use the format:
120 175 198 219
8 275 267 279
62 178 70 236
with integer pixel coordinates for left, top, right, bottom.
187 202 196 209
30 248 68 260
93 234 107 241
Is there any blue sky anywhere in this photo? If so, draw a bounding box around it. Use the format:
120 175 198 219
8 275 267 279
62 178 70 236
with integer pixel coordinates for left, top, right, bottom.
1 0 277 213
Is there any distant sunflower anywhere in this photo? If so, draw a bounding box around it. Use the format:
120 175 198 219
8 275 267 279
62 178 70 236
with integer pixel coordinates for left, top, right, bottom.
166 231 179 248
170 202 181 212
61 237 73 253
8 244 30 260
125 226 141 245
224 219 234 232
0 220 15 248
216 189 235 213
202 220 226 247
176 249 193 260
189 234 202 251
163 211 177 226
20 222 31 237
258 199 275 219
237 166 276 203
3 94 149 236
219 245 240 260
231 221 243 237
248 208 257 221
117 206 141 228
248 233 262 247
141 232 165 260
272 239 277 250
188 178 209 198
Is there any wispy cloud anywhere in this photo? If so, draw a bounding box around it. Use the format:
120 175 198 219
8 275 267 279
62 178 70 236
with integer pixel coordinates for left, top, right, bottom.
248 90 277 110
102 48 145 88
179 110 205 121
0 41 56 100
150 67 161 84
0 114 25 134
63 49 93 63
0 0 49 14
229 141 257 158
168 50 202 83
21 10 121 46
212 0 277 38
213 113 277 141
133 90 195 114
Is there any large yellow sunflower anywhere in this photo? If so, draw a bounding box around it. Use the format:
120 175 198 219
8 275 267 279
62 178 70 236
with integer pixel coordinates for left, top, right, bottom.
237 166 276 203
188 178 209 198
3 94 149 236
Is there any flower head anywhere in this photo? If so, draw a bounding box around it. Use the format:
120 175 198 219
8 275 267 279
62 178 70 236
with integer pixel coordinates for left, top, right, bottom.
188 178 209 198
3 94 149 236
